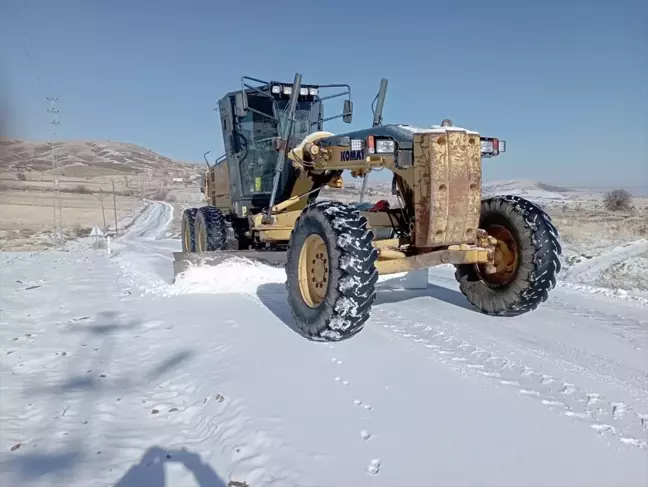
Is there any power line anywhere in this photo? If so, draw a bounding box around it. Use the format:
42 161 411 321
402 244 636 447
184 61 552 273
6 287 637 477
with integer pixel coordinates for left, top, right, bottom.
47 96 62 247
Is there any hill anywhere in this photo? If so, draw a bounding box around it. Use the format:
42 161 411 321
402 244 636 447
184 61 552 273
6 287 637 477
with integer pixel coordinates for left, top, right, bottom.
0 139 202 251
0 138 199 178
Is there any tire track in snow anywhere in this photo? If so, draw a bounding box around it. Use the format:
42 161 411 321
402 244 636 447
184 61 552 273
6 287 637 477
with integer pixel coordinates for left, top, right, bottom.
118 201 174 241
429 269 647 346
112 201 180 294
374 306 648 449
548 297 648 344
114 203 298 484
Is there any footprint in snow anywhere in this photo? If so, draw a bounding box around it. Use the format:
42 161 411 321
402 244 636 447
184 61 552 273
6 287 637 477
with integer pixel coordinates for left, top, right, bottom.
367 458 381 475
586 393 601 406
611 402 627 419
561 383 576 395
353 399 372 410
520 389 541 397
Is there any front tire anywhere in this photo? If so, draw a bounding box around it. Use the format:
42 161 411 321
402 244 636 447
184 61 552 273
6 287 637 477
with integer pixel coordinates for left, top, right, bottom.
455 195 562 316
286 201 378 341
181 208 198 252
194 206 227 252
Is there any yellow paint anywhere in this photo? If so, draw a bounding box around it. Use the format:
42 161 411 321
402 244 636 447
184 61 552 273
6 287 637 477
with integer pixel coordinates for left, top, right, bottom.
375 248 491 275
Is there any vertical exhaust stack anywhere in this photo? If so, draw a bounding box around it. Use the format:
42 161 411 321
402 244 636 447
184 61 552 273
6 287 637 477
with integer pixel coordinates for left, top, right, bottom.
264 72 303 223
360 78 389 203
372 78 388 128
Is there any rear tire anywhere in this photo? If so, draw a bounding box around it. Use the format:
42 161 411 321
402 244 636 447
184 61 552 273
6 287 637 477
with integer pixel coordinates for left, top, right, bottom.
181 208 198 252
285 201 378 341
194 206 227 252
455 195 562 316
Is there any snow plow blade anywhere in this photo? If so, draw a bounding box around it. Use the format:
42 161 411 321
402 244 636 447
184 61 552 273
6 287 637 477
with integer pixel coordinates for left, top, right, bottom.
172 250 287 281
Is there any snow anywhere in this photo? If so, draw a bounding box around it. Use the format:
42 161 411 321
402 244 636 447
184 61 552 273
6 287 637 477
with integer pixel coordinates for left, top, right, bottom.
1 201 647 487
564 239 648 280
484 179 570 202
558 238 648 305
395 124 480 135
169 259 286 296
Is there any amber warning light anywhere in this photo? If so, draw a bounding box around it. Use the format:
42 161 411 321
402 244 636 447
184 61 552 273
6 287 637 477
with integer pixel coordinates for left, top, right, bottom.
481 137 506 158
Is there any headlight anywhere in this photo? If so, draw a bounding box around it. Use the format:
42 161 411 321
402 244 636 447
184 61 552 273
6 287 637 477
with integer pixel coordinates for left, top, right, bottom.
299 87 309 96
350 139 363 151
283 86 292 95
480 139 494 154
480 137 505 157
309 87 318 96
375 139 395 154
271 85 282 94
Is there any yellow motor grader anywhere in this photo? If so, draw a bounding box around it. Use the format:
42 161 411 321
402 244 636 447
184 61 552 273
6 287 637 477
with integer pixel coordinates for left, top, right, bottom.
176 73 562 341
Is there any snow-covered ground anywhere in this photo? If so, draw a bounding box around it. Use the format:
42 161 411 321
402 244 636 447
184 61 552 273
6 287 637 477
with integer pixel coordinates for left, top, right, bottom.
1 201 647 487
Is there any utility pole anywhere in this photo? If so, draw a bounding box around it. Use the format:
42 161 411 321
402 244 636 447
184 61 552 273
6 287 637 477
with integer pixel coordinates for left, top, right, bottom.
47 97 62 247
99 188 107 232
111 179 118 237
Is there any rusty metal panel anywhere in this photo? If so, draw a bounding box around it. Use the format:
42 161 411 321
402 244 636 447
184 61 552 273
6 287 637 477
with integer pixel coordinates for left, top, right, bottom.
445 130 482 244
412 133 431 247
209 163 231 207
413 130 482 248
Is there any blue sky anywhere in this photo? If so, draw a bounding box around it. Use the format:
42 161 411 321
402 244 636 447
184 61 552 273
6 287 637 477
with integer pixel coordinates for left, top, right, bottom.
1 0 646 189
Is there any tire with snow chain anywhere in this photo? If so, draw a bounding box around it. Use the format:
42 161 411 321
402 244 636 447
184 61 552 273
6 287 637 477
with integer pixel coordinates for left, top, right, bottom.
285 201 378 341
181 208 198 252
455 195 562 316
194 206 227 252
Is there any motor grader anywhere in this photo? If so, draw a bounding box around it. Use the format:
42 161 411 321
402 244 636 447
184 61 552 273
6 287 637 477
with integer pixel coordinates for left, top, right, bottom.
177 73 562 341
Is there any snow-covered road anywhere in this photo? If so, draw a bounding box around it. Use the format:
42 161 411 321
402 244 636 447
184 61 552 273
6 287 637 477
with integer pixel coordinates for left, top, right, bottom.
1 201 646 487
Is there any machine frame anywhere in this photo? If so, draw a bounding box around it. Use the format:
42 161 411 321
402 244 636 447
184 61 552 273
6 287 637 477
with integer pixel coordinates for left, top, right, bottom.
176 73 561 342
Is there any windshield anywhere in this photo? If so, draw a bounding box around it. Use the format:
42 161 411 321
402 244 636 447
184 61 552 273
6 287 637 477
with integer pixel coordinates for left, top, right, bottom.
277 99 319 144
237 95 319 195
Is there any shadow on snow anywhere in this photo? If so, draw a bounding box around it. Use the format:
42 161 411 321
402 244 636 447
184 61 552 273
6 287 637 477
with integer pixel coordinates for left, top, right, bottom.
256 275 476 340
2 311 196 485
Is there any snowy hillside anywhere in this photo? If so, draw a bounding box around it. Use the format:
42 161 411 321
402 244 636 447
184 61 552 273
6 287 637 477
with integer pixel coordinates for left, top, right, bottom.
0 139 196 176
483 179 599 202
1 201 646 487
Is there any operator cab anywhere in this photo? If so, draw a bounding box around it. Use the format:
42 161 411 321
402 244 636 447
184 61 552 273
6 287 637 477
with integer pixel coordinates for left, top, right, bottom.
217 77 352 214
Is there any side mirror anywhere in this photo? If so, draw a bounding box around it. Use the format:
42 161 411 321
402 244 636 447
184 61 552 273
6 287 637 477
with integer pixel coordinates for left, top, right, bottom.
343 100 353 123
234 92 247 118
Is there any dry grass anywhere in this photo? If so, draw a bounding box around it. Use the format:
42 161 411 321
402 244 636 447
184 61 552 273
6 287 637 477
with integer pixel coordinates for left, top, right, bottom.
150 189 177 202
0 189 139 250
0 166 200 250
548 206 648 245
0 180 139 197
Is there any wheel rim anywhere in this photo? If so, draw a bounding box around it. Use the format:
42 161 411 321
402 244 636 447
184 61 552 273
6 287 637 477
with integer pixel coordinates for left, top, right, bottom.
182 219 191 251
298 234 329 308
196 221 206 252
479 224 519 285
